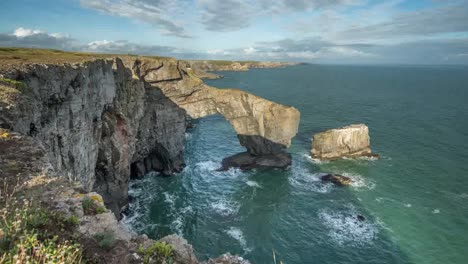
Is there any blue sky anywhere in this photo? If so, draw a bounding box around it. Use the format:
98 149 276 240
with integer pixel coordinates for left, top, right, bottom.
0 0 467 64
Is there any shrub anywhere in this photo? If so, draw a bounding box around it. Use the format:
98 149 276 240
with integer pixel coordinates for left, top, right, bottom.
82 196 106 215
138 241 173 264
93 231 116 251
66 215 80 226
0 199 83 263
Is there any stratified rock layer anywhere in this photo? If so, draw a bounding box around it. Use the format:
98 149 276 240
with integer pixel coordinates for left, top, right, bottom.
311 124 376 160
136 59 300 155
1 56 300 215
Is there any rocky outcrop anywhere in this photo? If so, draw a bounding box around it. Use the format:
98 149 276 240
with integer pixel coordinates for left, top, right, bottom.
320 174 353 186
0 128 248 264
135 60 300 169
311 124 377 160
0 58 187 216
1 55 299 215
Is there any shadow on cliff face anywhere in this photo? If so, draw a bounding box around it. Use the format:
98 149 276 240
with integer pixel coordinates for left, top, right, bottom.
93 74 187 217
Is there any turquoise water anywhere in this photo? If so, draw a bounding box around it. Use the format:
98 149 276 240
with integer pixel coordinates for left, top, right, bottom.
124 64 468 264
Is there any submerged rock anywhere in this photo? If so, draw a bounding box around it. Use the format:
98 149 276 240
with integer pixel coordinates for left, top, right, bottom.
320 174 353 186
311 124 378 160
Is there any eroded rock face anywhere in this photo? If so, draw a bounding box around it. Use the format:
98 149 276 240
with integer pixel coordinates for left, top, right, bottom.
311 124 377 160
0 56 299 216
0 58 186 216
136 59 300 159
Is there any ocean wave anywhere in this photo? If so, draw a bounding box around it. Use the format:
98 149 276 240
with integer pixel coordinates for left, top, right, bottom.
318 206 379 247
195 160 247 178
288 165 333 193
246 180 261 188
226 227 251 253
338 172 376 190
211 198 240 216
195 160 220 172
163 192 176 206
172 216 184 235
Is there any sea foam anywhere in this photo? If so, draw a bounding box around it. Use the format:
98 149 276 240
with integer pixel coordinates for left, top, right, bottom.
226 227 251 253
318 205 379 246
211 198 240 216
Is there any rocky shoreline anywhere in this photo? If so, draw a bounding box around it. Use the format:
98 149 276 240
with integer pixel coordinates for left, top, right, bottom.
0 49 299 263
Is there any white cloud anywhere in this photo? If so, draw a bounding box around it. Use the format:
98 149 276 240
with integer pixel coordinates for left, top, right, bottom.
80 0 192 38
243 47 256 54
13 27 43 37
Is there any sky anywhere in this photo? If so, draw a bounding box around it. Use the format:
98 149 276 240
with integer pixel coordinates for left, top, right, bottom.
0 0 467 64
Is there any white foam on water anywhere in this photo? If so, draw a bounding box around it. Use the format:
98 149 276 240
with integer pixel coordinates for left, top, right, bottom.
361 156 379 161
172 216 184 235
181 205 193 214
432 209 440 214
245 180 261 188
318 206 379 247
311 158 329 165
185 133 192 139
225 167 248 177
404 203 412 208
163 192 176 206
195 160 247 178
288 165 333 193
211 198 240 216
195 160 220 172
226 227 251 253
324 171 376 190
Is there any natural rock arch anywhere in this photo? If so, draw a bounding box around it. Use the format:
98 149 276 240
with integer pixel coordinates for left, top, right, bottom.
132 58 301 168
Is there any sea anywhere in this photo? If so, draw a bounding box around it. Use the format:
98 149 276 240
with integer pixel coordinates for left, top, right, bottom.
123 64 468 264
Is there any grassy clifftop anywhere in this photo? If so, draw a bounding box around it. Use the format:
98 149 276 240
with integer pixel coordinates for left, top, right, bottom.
0 47 172 69
0 47 293 71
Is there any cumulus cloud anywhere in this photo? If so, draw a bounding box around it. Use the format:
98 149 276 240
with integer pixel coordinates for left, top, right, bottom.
80 0 192 38
84 39 180 55
1 26 468 64
0 27 77 50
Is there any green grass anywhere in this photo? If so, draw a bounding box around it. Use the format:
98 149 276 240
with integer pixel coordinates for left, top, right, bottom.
0 199 83 263
138 241 174 264
0 46 173 69
82 196 107 215
0 77 27 92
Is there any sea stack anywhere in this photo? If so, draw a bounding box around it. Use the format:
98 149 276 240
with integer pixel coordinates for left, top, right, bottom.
311 124 377 160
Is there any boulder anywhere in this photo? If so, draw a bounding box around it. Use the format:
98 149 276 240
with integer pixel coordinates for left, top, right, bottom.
320 174 353 186
311 124 377 160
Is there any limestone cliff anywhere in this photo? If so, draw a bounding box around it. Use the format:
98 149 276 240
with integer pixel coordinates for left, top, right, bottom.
186 60 297 72
0 52 299 216
0 58 186 214
311 124 377 160
136 59 300 169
